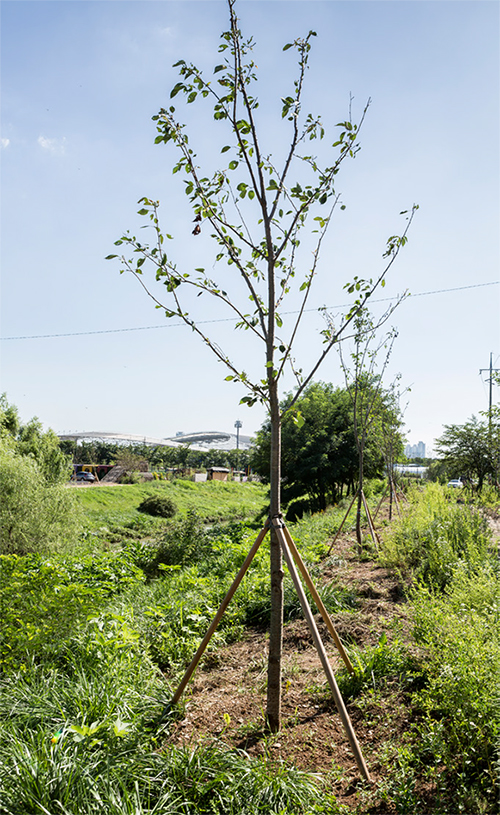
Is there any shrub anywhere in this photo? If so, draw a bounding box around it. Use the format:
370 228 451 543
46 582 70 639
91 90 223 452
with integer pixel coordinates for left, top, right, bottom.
0 441 81 555
135 510 212 577
137 494 177 518
0 555 99 671
0 550 145 671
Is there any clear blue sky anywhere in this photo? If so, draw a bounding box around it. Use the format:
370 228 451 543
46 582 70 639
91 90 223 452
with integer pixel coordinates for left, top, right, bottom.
1 0 499 453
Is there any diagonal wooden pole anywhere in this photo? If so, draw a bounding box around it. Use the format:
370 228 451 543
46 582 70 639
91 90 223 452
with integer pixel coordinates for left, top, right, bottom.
171 520 269 705
281 524 354 675
391 478 402 518
272 517 371 783
361 490 380 550
326 491 358 557
373 483 389 520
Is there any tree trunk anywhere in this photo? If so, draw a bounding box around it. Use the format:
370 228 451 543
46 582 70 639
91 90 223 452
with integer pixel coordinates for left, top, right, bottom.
266 383 283 732
356 448 364 555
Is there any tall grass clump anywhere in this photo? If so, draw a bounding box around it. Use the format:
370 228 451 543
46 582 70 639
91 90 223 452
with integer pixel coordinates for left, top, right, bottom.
379 483 492 588
0 606 340 815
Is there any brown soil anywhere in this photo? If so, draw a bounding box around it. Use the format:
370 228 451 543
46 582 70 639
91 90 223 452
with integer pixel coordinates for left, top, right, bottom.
163 506 418 813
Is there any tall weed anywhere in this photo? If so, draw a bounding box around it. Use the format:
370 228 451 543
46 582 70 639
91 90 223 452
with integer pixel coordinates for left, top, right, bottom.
379 483 492 588
410 564 500 805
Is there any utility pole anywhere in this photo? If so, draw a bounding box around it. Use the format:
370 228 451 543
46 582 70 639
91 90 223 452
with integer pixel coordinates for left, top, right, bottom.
479 353 499 432
234 419 242 477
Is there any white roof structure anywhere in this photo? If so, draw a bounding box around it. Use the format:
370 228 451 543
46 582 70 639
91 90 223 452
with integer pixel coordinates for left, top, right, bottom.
58 429 253 451
164 431 253 451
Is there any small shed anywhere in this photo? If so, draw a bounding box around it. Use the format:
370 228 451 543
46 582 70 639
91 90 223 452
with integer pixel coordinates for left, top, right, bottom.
207 467 230 482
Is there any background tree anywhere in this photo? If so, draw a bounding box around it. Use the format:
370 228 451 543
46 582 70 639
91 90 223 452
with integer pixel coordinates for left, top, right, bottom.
434 416 496 491
0 397 81 555
1 394 72 484
252 382 361 515
108 0 416 730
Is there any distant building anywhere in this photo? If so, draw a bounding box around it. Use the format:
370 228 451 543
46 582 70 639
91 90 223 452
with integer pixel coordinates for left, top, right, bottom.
404 441 426 459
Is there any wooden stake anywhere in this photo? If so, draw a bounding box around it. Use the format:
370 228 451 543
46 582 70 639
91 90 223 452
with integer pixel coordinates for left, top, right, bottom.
373 484 389 520
361 491 380 550
273 519 371 783
326 491 357 556
171 520 269 705
282 524 355 675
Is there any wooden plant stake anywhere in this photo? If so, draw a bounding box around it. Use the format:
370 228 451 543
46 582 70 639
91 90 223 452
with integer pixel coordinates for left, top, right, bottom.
326 491 357 556
373 484 389 520
281 524 354 675
171 520 269 705
361 490 380 550
273 517 371 783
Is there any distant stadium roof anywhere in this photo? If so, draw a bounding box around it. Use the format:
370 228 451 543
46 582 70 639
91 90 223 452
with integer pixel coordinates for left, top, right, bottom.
162 430 253 451
58 430 253 451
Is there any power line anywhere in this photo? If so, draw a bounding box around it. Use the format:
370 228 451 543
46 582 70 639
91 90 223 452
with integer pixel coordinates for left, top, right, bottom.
1 280 498 341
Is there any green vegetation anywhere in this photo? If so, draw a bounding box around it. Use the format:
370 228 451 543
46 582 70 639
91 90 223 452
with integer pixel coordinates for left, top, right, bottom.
137 493 178 518
251 381 398 516
379 482 492 588
73 480 268 550
0 395 80 555
432 414 499 490
0 492 350 814
2 392 499 812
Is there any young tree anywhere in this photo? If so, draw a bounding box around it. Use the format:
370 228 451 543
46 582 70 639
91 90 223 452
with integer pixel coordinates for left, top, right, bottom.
338 309 402 552
376 382 406 519
108 0 416 730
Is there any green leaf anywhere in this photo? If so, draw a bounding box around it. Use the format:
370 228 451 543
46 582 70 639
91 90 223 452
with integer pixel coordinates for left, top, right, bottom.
137 208 149 216
105 254 118 260
228 160 239 170
214 64 226 73
113 719 131 738
221 145 231 153
283 43 293 51
170 82 184 98
292 411 305 429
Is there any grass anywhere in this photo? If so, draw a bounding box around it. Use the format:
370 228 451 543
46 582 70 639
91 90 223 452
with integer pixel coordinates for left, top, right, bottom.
2 479 499 814
72 480 268 545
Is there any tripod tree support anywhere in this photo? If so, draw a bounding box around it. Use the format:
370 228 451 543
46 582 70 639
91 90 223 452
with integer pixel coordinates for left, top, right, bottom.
169 515 370 783
171 520 269 705
281 524 354 675
326 492 357 557
273 517 371 783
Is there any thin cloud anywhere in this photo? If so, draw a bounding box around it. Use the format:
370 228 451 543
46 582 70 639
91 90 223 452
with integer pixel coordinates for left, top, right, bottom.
37 135 67 155
1 138 10 149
